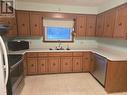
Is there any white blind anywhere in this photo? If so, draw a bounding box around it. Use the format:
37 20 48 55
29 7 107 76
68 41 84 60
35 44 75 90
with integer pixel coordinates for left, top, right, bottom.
43 19 74 28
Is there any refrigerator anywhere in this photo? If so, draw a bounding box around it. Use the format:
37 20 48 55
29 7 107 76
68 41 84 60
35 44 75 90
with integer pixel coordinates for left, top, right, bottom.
0 24 10 95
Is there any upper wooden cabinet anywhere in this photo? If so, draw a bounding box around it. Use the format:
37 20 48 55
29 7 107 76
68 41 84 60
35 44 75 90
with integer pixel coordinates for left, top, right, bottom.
0 17 17 37
113 4 127 39
16 11 30 36
75 15 86 37
86 15 96 36
103 9 116 37
30 12 43 36
96 14 104 37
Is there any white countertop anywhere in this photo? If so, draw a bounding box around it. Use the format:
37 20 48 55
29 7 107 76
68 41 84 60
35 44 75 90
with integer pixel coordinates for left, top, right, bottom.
8 48 127 61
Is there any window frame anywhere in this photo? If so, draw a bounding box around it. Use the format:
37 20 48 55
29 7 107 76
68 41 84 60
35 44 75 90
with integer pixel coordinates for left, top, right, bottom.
43 26 74 42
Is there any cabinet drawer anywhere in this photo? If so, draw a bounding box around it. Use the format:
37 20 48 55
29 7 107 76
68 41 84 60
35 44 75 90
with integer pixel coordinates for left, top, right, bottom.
83 52 90 58
60 53 72 56
38 53 48 57
73 52 83 56
48 53 61 57
27 52 37 58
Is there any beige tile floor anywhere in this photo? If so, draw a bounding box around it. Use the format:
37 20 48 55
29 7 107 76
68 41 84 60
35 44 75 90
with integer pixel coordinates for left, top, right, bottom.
20 73 127 95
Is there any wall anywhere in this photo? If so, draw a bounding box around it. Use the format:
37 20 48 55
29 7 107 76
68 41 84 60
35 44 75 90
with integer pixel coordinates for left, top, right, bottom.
98 0 127 13
15 1 98 14
14 37 98 50
16 0 127 14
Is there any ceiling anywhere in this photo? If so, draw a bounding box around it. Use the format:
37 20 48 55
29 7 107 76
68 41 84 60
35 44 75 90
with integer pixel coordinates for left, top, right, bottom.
17 0 110 7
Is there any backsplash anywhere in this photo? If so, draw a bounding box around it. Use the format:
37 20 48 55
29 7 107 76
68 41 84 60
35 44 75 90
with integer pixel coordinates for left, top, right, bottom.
13 37 98 50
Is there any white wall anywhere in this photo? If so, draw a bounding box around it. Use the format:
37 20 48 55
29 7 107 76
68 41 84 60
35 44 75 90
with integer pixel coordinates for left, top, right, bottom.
16 0 127 14
15 1 98 14
98 0 127 13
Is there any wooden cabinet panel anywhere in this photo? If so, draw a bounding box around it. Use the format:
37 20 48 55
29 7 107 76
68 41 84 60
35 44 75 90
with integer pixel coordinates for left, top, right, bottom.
113 4 127 39
75 15 86 37
73 57 82 72
103 9 116 37
38 53 48 57
0 17 17 37
27 58 37 75
61 57 73 73
86 15 96 36
23 54 27 76
16 11 30 36
82 52 91 72
48 57 60 73
30 12 43 36
96 14 104 37
27 52 37 58
38 58 48 74
73 52 83 57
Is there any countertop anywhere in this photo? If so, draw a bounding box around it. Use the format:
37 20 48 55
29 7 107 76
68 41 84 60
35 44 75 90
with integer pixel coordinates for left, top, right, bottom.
8 48 127 61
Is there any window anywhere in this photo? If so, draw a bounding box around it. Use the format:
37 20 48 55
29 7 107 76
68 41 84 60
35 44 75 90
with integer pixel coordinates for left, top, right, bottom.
43 19 74 42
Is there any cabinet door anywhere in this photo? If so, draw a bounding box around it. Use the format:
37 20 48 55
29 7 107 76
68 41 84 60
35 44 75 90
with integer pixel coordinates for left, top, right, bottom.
103 9 116 37
38 58 48 74
86 15 96 36
73 57 82 72
30 12 43 36
96 14 104 37
0 17 17 37
75 15 86 37
48 57 60 73
16 11 30 36
113 4 127 39
27 58 37 75
82 52 91 72
61 57 73 73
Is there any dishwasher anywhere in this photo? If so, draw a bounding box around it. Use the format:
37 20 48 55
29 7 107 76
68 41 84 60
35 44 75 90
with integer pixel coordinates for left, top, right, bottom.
91 53 108 86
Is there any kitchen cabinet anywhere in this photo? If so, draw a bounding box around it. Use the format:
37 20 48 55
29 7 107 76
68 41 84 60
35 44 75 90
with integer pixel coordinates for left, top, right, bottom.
23 54 27 76
105 61 127 93
75 15 86 37
86 15 96 36
73 57 82 72
16 11 30 36
27 58 38 75
113 4 127 39
96 14 104 37
30 12 43 36
0 17 17 37
48 57 60 73
38 58 48 74
61 57 73 73
103 9 116 37
82 52 91 72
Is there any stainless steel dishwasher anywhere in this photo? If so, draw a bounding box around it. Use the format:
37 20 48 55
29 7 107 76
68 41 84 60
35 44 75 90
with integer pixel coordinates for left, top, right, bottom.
91 53 108 86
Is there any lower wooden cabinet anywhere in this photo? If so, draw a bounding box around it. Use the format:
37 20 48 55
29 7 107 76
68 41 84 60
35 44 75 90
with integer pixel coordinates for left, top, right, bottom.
61 57 73 73
82 52 91 72
27 58 38 75
26 52 91 75
73 57 82 72
48 57 60 73
38 58 48 74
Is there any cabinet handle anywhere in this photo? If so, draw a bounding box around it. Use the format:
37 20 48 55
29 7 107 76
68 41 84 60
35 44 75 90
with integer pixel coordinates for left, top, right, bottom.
53 63 56 66
119 23 122 26
65 63 68 65
80 26 82 28
107 24 109 27
31 64 34 67
35 24 37 27
41 64 44 66
22 24 25 26
90 26 92 28
76 62 79 65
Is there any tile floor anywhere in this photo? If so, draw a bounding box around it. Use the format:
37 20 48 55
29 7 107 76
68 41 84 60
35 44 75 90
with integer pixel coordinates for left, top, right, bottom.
21 73 127 95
